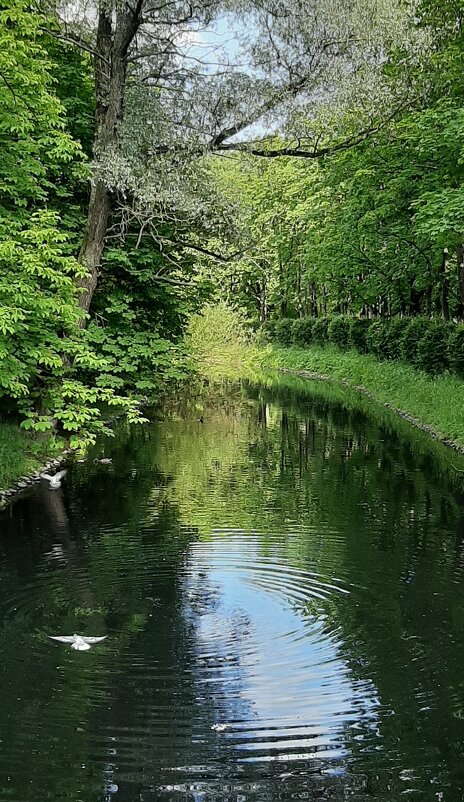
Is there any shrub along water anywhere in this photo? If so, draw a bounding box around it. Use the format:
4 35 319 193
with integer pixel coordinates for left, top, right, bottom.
266 315 464 379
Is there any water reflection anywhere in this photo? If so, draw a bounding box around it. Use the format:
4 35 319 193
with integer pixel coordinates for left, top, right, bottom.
183 535 379 767
0 381 464 800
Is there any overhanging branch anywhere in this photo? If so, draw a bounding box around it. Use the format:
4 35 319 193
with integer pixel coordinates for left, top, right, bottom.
215 99 412 159
40 26 106 63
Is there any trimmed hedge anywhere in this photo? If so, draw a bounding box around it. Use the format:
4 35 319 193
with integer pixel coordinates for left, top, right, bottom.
328 316 350 349
293 317 315 346
416 320 449 375
448 327 464 377
312 317 330 345
400 318 432 367
349 318 370 353
267 314 464 378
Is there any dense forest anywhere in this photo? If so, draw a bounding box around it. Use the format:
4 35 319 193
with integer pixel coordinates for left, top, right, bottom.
1 0 464 445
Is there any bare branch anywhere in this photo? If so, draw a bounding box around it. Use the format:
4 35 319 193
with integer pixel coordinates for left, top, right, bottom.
40 26 107 62
216 97 414 158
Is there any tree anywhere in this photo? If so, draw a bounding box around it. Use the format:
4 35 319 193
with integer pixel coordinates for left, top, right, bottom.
0 0 79 211
202 0 464 324
46 0 421 315
0 0 148 445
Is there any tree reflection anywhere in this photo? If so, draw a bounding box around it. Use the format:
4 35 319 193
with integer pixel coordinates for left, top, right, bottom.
1 381 464 800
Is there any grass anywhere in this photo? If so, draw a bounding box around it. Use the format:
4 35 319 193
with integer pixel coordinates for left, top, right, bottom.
0 423 62 492
187 304 464 453
186 302 263 381
265 343 464 448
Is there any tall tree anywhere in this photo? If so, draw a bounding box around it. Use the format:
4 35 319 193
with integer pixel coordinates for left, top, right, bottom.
46 0 421 315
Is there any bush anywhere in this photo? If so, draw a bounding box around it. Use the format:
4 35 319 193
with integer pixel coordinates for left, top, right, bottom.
349 318 371 353
416 320 450 374
261 320 277 341
274 318 296 345
383 318 410 361
448 325 464 377
366 318 410 361
292 317 315 346
328 316 350 349
0 211 146 447
400 317 432 367
266 314 459 379
312 316 330 345
366 320 389 358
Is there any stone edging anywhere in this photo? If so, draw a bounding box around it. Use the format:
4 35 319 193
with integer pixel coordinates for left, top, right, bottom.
277 367 464 456
0 448 73 507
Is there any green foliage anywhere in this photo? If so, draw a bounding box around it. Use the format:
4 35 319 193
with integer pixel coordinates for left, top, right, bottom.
293 317 316 346
416 320 450 375
349 319 371 354
328 317 350 350
365 319 410 361
0 144 146 446
210 0 464 329
274 318 297 346
85 325 189 394
0 0 81 207
187 302 263 381
384 318 410 361
0 3 188 447
448 327 464 377
312 317 330 345
264 314 464 380
0 212 106 441
98 242 198 339
0 422 62 491
4 0 464 452
400 318 433 366
366 321 387 359
261 320 277 341
45 38 95 156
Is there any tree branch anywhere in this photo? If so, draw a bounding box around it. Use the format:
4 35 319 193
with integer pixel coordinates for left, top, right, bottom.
214 97 413 159
40 26 107 63
158 236 248 263
209 75 311 150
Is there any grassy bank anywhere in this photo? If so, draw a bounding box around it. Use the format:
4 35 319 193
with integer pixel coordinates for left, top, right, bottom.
264 344 464 448
187 305 464 453
0 424 62 492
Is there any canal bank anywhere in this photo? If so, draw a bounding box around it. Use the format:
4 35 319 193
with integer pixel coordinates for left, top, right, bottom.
261 344 464 455
3 332 464 500
188 307 464 458
0 424 65 498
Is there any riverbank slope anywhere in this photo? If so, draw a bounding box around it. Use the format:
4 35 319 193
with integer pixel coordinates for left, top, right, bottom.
188 306 464 453
0 425 62 493
264 344 464 452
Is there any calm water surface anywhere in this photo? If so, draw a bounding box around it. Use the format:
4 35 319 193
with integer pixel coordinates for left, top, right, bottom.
1 381 464 801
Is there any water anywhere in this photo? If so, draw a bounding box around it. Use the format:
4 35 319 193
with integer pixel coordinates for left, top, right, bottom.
1 380 464 801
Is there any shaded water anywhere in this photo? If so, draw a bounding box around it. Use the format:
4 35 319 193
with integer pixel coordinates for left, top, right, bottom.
1 381 464 801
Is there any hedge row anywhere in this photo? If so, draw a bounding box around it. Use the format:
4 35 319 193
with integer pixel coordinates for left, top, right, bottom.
263 316 464 377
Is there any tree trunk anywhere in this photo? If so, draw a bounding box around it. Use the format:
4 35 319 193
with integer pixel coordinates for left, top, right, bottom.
77 180 110 315
457 242 464 320
279 256 288 317
311 282 318 317
441 247 450 321
77 3 141 314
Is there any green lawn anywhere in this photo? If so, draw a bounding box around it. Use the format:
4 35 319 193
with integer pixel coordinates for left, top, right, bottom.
265 343 464 448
